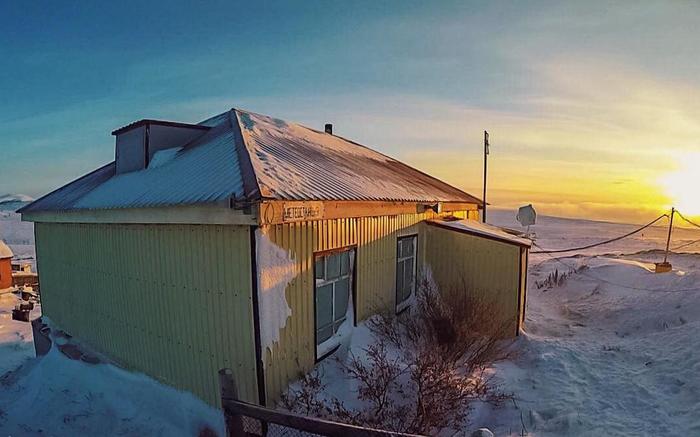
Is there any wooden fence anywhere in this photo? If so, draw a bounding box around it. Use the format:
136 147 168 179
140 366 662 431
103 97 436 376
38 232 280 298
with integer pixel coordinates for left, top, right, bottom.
219 369 424 437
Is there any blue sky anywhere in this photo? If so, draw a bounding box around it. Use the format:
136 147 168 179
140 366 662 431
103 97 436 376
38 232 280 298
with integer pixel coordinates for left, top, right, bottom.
2 1 700 222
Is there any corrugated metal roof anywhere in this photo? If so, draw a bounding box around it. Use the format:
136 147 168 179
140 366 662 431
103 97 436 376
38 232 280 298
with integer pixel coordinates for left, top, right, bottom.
427 218 532 247
21 122 246 213
236 109 481 203
21 107 481 213
19 162 116 213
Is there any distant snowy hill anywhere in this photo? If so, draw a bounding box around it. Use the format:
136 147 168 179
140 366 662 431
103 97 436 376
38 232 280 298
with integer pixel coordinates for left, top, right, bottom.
0 194 34 212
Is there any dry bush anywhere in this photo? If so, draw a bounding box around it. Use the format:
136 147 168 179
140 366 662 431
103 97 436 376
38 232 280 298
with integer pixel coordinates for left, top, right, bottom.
282 274 515 434
535 268 569 290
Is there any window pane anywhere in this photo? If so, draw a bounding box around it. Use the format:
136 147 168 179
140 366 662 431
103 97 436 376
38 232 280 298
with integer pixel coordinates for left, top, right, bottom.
327 253 341 279
317 325 333 345
316 283 333 329
404 262 414 298
334 278 350 321
315 257 324 280
340 251 350 275
396 260 405 301
399 237 415 258
334 318 347 332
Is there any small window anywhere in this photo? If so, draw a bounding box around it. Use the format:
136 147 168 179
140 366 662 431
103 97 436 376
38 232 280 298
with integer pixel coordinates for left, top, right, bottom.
396 235 417 312
315 249 355 359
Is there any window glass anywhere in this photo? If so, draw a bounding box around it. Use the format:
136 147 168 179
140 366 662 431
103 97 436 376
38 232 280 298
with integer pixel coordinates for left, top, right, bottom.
317 325 333 345
340 251 350 275
316 283 333 330
404 238 415 256
396 236 417 310
334 277 350 321
403 265 413 301
315 257 324 280
327 253 341 279
315 248 355 355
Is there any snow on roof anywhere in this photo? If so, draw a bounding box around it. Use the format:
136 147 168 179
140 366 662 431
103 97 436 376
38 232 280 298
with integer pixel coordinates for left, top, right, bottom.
236 110 480 203
21 121 247 212
427 218 532 247
21 107 481 213
0 240 13 259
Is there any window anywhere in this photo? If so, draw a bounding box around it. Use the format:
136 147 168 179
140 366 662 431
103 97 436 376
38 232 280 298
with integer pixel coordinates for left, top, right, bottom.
396 235 417 312
315 249 354 358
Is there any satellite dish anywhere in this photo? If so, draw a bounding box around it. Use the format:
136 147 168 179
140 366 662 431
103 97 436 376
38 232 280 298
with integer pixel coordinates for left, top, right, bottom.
517 204 537 227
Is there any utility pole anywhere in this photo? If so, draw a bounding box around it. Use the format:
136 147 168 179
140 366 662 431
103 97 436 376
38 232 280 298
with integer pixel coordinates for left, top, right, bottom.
664 207 675 263
656 207 675 273
483 130 489 223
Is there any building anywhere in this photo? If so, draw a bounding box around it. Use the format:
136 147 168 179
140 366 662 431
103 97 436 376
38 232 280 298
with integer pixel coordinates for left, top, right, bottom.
20 108 530 407
11 262 39 288
0 241 13 289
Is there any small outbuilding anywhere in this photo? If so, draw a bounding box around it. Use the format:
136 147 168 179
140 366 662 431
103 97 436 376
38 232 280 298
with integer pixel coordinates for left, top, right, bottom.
20 107 530 406
0 241 13 290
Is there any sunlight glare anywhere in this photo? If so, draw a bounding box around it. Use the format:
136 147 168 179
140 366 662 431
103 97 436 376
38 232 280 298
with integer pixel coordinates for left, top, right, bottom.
660 153 700 216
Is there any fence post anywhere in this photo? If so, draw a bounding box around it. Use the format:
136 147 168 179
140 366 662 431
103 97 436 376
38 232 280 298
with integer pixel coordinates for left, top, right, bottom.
219 368 246 437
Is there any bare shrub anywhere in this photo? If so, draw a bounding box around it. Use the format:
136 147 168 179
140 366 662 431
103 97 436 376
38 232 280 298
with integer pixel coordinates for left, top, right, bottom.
282 275 515 434
535 268 570 290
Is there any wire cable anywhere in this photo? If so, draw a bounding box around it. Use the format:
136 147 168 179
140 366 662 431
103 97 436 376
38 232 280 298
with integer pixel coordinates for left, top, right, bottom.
676 210 700 230
530 214 669 254
531 242 700 293
671 237 700 252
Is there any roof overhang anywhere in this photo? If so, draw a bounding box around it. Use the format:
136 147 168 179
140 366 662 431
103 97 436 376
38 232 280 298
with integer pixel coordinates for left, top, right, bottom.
258 200 478 225
425 219 531 248
21 203 256 226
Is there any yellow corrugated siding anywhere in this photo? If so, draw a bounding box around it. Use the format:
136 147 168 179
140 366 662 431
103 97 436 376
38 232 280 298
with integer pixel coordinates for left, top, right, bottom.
261 210 470 403
34 222 258 406
420 222 522 333
519 247 528 328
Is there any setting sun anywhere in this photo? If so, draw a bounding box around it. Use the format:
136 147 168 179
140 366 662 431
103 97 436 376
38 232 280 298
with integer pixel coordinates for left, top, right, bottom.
660 153 700 216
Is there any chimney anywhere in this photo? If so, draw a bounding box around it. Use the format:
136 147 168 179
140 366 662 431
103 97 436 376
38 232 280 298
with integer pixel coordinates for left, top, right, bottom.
324 123 333 135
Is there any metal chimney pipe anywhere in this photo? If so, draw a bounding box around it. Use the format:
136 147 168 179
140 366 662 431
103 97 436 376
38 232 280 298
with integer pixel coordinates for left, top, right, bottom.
324 123 333 135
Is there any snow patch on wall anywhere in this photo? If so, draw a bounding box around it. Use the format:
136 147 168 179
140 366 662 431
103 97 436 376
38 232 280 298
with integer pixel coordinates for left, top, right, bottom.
255 229 295 363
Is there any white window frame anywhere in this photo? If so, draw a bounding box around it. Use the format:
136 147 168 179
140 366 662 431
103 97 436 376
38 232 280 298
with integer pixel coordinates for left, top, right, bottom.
396 235 417 313
314 248 355 360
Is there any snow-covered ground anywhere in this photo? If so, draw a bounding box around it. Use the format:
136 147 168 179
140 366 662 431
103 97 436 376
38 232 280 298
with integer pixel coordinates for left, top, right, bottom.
471 210 700 436
295 209 700 436
0 293 225 436
2 206 700 436
0 292 40 376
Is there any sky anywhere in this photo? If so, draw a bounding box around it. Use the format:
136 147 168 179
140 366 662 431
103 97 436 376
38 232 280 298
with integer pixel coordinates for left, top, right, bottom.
1 1 699 224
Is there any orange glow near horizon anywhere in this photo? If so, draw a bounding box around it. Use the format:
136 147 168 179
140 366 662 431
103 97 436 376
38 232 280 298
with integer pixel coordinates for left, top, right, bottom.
660 153 700 216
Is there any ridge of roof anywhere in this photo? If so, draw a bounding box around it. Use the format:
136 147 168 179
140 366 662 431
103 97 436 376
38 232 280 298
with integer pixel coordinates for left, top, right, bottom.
228 109 261 201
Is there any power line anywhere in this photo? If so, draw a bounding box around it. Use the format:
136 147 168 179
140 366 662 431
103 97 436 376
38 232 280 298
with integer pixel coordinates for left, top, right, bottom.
672 237 700 252
530 214 669 254
676 210 700 230
531 242 700 293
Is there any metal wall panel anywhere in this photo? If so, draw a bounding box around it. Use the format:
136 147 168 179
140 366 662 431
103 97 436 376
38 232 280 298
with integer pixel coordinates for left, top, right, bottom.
421 222 522 334
35 222 258 406
260 210 470 403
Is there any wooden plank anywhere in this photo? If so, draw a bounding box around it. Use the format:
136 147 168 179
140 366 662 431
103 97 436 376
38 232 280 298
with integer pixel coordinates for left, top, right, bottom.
222 398 424 437
219 369 246 437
